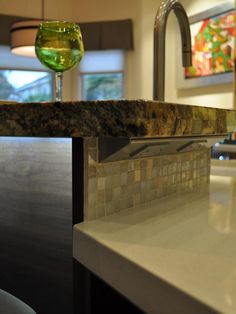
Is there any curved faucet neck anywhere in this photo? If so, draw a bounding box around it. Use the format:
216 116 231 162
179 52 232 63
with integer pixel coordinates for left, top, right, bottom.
153 0 192 101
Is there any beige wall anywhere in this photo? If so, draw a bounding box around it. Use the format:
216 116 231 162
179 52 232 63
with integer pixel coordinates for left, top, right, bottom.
138 0 234 108
0 0 234 107
0 0 75 20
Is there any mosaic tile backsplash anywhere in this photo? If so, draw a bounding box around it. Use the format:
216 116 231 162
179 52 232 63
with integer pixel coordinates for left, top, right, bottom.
84 138 210 221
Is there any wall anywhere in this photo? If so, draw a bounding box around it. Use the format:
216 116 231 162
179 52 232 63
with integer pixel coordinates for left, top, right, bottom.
139 0 234 108
0 0 75 21
73 0 228 109
73 0 234 108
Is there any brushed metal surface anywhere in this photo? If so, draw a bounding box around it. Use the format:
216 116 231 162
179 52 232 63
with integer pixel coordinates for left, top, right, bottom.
0 138 72 314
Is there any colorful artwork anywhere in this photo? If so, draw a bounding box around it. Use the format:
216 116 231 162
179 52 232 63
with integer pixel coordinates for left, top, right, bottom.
185 10 235 79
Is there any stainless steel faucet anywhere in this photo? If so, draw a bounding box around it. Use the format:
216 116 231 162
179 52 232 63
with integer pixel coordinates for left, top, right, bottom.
153 0 192 101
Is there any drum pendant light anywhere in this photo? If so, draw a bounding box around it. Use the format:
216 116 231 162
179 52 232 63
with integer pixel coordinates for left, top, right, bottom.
10 0 45 57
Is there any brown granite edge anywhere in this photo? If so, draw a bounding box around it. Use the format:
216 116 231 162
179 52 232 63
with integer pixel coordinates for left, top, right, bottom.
0 99 234 137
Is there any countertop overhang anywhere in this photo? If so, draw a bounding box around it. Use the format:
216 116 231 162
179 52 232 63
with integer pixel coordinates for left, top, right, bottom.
0 100 235 137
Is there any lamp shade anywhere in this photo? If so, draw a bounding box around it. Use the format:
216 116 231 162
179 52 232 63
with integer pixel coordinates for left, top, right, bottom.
10 20 42 57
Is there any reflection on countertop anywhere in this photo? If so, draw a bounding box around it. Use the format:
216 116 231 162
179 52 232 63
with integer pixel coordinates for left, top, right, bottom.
74 168 236 314
209 176 236 235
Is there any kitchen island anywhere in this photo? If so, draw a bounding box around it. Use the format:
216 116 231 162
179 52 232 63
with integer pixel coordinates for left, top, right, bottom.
0 99 235 313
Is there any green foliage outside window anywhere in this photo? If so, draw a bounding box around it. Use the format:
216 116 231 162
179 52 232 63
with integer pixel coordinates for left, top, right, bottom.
82 73 123 100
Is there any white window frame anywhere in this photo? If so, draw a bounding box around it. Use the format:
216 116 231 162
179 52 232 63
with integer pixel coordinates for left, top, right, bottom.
78 50 126 100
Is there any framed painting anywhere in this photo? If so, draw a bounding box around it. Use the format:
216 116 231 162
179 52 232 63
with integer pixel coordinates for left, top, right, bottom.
177 0 235 89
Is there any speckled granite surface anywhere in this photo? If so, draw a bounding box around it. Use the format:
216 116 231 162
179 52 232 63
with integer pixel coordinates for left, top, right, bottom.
0 100 235 137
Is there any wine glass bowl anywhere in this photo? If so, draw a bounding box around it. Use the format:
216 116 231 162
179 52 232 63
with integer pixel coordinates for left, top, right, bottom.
35 21 84 101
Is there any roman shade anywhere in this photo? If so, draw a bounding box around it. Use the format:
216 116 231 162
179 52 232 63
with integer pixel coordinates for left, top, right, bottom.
0 14 134 51
79 19 134 50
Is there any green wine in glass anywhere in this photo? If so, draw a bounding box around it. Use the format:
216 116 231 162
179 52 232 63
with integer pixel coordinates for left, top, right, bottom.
35 20 84 101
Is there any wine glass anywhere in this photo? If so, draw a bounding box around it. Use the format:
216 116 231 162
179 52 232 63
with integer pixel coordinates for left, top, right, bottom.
35 20 84 102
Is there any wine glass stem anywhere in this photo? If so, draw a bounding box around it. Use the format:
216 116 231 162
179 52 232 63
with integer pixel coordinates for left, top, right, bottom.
55 72 63 102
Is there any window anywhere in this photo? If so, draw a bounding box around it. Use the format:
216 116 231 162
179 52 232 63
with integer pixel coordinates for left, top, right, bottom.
79 50 124 100
0 46 53 102
0 70 53 102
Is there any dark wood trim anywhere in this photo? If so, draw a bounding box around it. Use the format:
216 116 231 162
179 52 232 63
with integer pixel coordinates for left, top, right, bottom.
90 272 144 314
73 260 92 314
72 137 84 225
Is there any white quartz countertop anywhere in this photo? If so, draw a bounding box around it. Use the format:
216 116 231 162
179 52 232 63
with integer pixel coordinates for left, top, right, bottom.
73 170 236 314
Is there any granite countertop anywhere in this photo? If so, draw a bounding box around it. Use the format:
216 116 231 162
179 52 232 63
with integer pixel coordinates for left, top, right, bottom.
73 171 236 314
0 100 235 137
